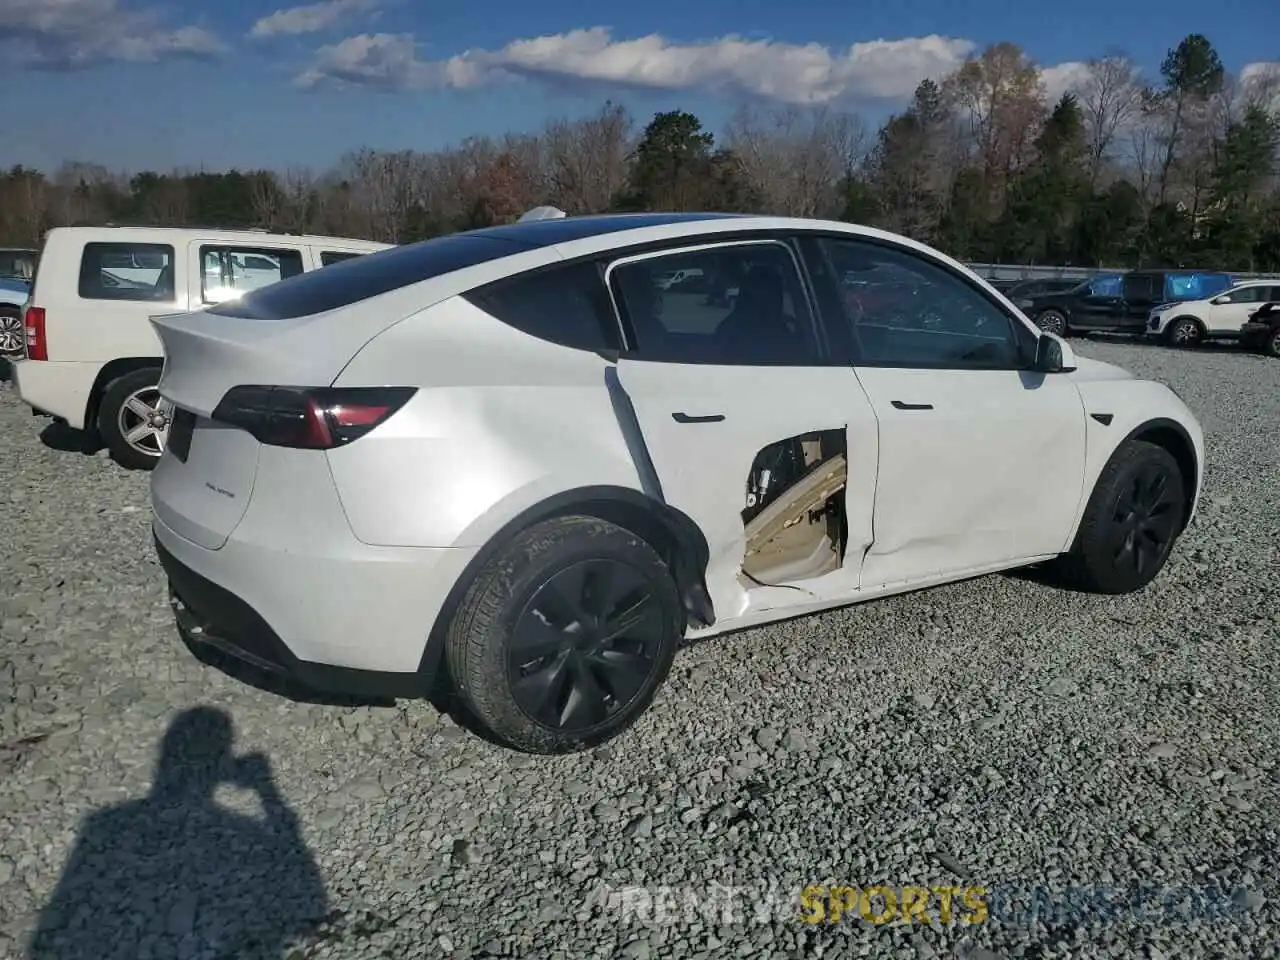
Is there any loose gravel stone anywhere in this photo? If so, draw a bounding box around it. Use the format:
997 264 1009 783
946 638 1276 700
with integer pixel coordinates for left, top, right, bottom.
1 341 1278 959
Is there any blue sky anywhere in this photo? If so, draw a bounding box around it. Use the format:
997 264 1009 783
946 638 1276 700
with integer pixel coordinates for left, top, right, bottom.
3 0 1277 173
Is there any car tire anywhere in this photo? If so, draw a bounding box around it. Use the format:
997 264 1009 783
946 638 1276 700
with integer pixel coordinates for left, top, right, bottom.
97 367 171 471
1053 440 1187 595
1263 328 1280 358
445 515 684 754
0 306 23 359
1035 310 1068 336
1165 317 1202 347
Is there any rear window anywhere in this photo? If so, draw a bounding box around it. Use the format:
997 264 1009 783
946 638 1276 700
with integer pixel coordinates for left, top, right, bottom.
78 242 176 302
320 251 364 266
207 234 531 320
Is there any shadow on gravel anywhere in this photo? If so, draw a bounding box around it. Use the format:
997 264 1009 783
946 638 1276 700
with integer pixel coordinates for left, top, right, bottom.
38 421 101 456
999 563 1097 594
28 707 330 960
178 629 397 709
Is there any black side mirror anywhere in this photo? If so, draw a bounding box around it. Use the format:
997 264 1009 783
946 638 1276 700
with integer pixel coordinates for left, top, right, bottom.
1034 334 1068 373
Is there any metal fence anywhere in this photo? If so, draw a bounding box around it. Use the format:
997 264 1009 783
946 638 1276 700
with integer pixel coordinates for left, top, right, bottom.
965 262 1280 284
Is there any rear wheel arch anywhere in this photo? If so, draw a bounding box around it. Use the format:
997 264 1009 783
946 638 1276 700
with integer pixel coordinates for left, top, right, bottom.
86 356 163 434
419 485 714 683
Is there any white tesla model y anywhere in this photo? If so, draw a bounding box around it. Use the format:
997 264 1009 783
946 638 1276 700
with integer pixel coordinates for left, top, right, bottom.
149 214 1205 754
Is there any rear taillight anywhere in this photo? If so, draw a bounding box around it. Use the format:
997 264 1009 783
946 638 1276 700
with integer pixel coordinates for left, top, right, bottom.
211 386 416 449
24 306 46 361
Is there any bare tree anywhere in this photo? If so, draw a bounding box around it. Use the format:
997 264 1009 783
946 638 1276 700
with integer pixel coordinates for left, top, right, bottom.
544 102 634 213
944 42 1047 209
341 148 427 242
247 171 282 230
725 105 867 217
1237 63 1280 116
50 161 121 226
1124 105 1164 203
1076 55 1143 185
276 167 318 233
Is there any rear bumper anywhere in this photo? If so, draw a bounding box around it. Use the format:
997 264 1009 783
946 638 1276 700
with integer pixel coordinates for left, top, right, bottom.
152 503 479 692
156 533 431 700
10 358 100 429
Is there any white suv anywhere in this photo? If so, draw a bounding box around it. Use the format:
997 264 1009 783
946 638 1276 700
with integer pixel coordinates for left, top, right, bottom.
12 227 390 469
149 213 1204 754
1146 279 1280 346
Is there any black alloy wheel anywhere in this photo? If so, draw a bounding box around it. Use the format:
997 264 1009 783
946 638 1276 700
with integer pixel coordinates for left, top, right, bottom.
509 558 665 733
1107 461 1180 579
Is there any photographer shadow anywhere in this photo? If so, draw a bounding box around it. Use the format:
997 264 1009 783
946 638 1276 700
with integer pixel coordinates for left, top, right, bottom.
28 707 329 960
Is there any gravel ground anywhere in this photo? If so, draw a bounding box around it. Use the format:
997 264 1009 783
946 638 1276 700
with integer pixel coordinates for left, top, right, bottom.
1 340 1277 960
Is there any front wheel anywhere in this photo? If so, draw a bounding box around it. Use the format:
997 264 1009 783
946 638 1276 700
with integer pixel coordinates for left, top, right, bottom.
1165 317 1202 347
97 367 171 470
1036 310 1068 337
1053 440 1187 594
445 516 683 754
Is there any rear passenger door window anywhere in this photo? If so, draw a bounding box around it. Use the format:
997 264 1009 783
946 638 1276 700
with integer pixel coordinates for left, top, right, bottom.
608 241 824 365
78 242 176 302
200 245 304 304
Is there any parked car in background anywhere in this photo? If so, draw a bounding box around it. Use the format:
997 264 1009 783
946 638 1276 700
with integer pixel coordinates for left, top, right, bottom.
1017 270 1234 337
1146 279 1280 346
1240 300 1280 357
1000 278 1085 300
10 227 390 469
0 275 31 359
0 247 37 281
148 212 1202 754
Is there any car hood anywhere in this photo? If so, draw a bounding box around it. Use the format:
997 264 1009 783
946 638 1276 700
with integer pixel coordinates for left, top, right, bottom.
1067 356 1137 382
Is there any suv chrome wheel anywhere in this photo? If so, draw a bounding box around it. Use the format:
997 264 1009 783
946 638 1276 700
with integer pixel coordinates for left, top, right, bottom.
117 385 173 458
0 311 23 356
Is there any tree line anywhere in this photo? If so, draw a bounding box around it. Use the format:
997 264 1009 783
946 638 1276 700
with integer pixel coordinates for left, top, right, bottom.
4 33 1278 271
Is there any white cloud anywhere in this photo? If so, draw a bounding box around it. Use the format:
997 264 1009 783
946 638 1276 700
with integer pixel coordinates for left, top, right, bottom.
1039 61 1095 104
294 28 1280 120
295 27 979 104
0 0 222 67
249 0 377 40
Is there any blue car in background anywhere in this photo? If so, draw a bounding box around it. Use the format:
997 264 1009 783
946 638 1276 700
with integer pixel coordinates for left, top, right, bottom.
0 247 35 360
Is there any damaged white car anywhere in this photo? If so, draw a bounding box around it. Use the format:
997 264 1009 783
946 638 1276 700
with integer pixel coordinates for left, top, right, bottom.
147 213 1205 754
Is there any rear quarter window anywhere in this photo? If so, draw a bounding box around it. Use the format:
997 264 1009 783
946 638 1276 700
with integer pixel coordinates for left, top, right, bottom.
207 235 530 320
463 260 619 352
78 242 176 302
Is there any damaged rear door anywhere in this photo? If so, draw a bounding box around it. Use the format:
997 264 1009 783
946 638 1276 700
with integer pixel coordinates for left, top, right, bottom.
605 238 879 623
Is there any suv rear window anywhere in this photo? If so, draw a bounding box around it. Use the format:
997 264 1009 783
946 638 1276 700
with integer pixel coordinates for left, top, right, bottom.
78 242 176 302
208 234 532 321
320 251 363 266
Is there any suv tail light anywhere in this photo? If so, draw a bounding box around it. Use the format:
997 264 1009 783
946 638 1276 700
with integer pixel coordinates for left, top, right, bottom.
24 306 46 361
211 385 416 449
